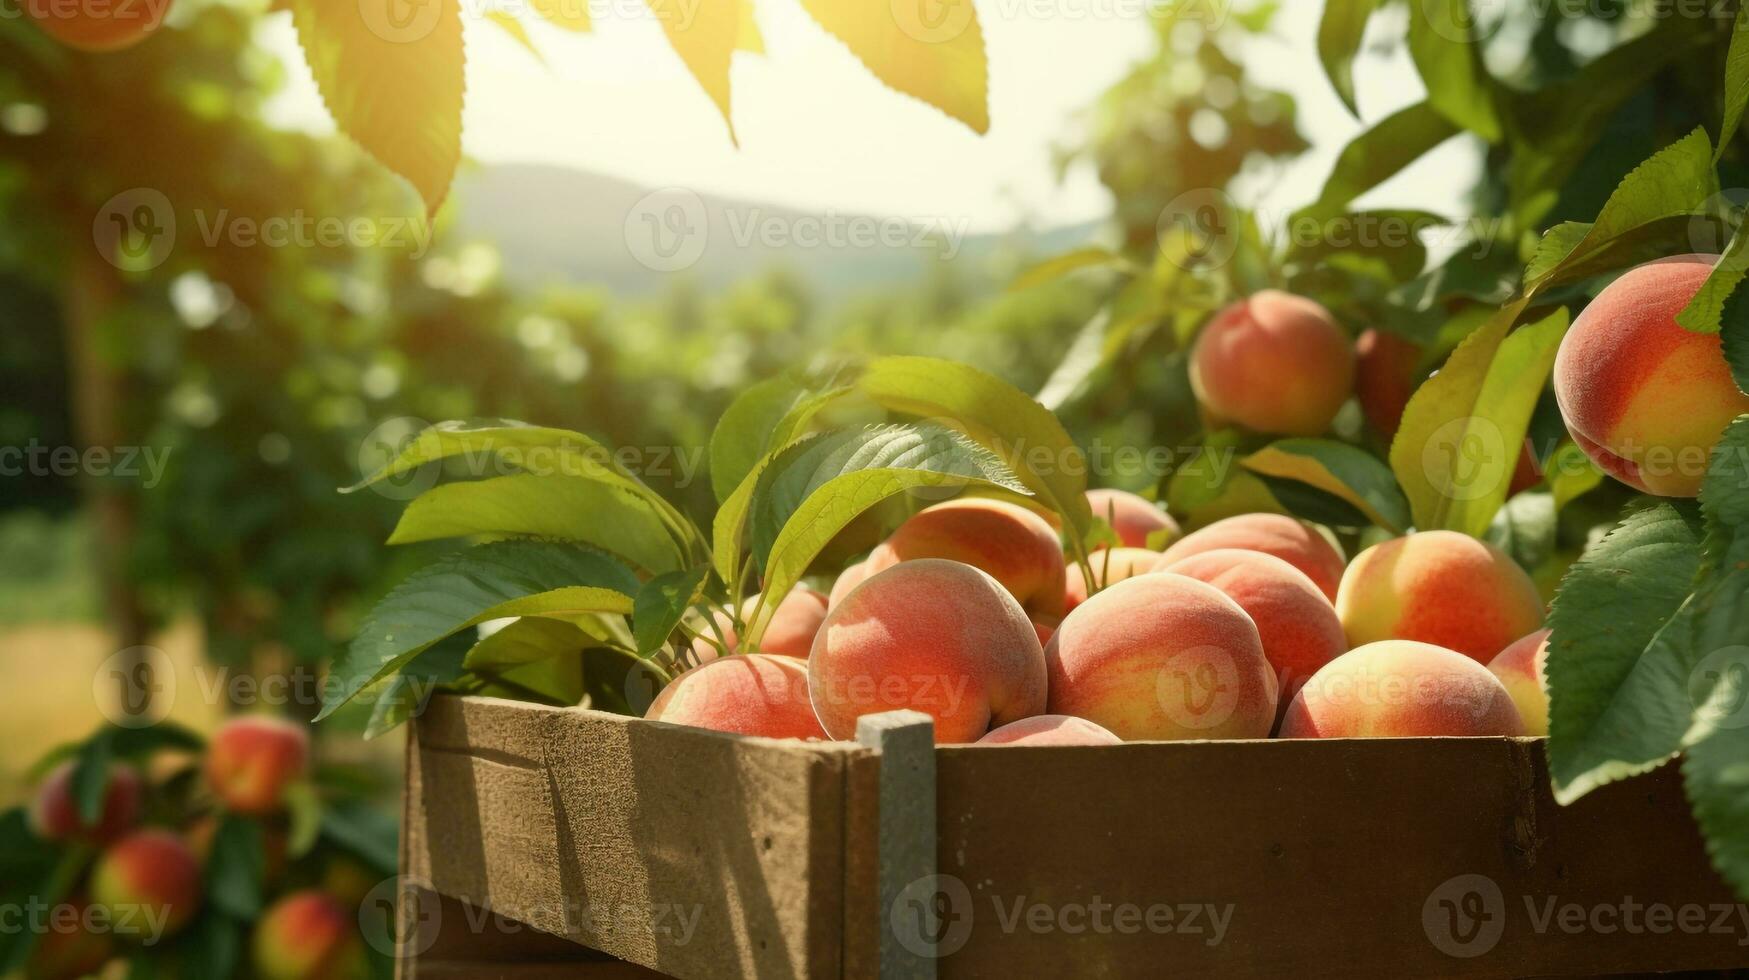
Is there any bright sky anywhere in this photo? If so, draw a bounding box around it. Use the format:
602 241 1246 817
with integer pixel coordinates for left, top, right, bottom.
259 1 1479 233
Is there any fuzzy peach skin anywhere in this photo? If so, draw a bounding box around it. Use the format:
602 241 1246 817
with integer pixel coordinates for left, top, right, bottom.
253 891 370 980
1355 328 1422 440
1554 254 1749 497
1046 574 1277 740
206 716 310 815
1279 641 1525 737
976 714 1123 746
646 654 827 739
28 902 114 980
30 761 142 843
1064 548 1161 613
91 830 203 941
810 559 1047 744
1086 488 1180 550
865 499 1067 620
828 560 873 608
1489 629 1552 736
692 586 830 660
1160 549 1347 725
1155 513 1346 601
1189 291 1356 436
1337 530 1544 663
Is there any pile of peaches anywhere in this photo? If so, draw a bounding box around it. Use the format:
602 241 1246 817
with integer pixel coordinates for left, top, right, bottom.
648 496 1550 745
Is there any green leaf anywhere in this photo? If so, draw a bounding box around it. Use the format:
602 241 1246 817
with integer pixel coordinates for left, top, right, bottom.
632 567 711 655
1007 247 1133 292
1677 223 1749 335
856 356 1091 542
645 0 740 140
709 375 852 504
743 425 1029 650
387 473 685 574
319 801 401 875
1316 0 1382 116
207 815 266 919
179 914 242 978
1547 442 1606 512
1391 304 1568 537
1296 102 1461 224
283 783 324 859
288 0 463 212
321 540 637 719
71 730 115 825
1242 438 1409 533
1718 3 1749 159
1725 277 1749 394
1522 128 1719 293
1546 501 1705 805
362 632 471 738
797 0 989 134
463 617 587 670
1407 0 1501 141
0 838 83 973
1486 489 1556 573
1283 209 1441 284
1683 728 1749 900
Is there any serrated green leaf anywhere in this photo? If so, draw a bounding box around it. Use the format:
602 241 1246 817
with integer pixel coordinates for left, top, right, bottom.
1718 3 1749 159
387 473 685 574
321 540 637 719
1678 223 1749 335
1547 501 1705 804
363 633 471 738
797 0 989 133
709 375 853 504
1408 0 1501 141
646 0 739 140
1725 277 1749 394
856 356 1091 542
632 567 711 655
1316 0 1381 116
1296 102 1461 225
1242 438 1409 533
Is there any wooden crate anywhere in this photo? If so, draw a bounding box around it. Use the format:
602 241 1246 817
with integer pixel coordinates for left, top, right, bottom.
397 695 1749 979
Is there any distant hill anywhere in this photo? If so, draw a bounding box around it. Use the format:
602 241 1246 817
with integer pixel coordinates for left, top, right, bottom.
449 163 1105 297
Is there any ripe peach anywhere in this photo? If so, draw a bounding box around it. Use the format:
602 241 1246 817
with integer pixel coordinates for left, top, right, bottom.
1554 254 1749 497
25 0 169 52
253 891 370 980
1279 640 1525 737
1354 328 1422 440
1155 513 1346 601
828 560 873 608
29 761 142 843
206 716 310 815
810 559 1047 744
1064 548 1160 612
27 902 113 980
1160 549 1347 724
1489 629 1551 736
692 586 829 660
1085 488 1180 550
976 714 1122 746
1337 530 1543 663
645 654 826 739
91 830 203 941
866 498 1067 620
1189 291 1356 436
1045 574 1276 740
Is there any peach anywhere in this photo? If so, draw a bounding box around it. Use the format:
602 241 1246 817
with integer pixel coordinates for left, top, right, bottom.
866 499 1067 619
25 0 169 52
1489 629 1551 736
1085 488 1180 550
29 761 142 843
1554 254 1749 497
810 559 1047 744
1279 640 1525 737
645 654 827 739
1045 574 1277 740
1161 549 1347 724
206 716 310 815
1189 291 1356 436
1354 328 1422 440
692 586 829 660
1337 530 1544 663
828 560 873 608
27 902 113 980
976 714 1123 746
253 891 370 980
1064 547 1160 612
91 830 203 941
1155 513 1346 601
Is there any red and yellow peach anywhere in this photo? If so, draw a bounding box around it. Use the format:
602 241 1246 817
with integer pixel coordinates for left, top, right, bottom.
1488 628 1551 736
29 761 142 843
1190 291 1356 436
91 830 203 942
206 716 311 816
1279 640 1525 737
975 714 1123 746
1336 530 1544 663
1085 488 1180 550
1155 512 1346 601
253 891 370 980
1064 547 1160 613
865 499 1067 620
646 653 826 739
